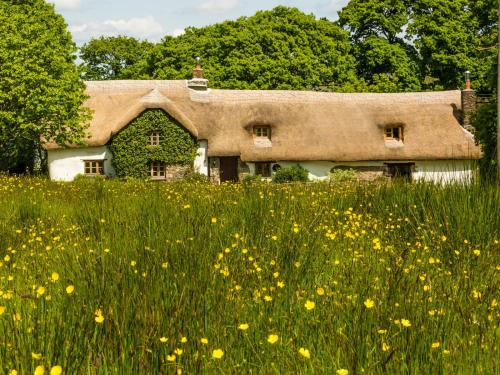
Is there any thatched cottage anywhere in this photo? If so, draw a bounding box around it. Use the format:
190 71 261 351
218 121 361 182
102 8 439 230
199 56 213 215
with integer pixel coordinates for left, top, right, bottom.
45 64 482 183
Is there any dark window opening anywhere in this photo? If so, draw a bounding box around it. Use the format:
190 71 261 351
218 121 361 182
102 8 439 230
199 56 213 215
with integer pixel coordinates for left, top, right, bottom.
384 163 414 180
150 161 166 179
84 160 104 176
150 131 161 146
385 127 404 142
255 162 271 177
253 126 271 140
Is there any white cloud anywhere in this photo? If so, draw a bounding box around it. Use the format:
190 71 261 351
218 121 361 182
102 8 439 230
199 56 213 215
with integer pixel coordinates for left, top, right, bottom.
49 0 81 10
171 28 186 37
198 0 239 13
321 0 350 14
70 16 164 43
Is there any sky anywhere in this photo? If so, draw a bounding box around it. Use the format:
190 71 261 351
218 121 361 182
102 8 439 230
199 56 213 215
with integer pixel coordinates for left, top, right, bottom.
48 0 350 45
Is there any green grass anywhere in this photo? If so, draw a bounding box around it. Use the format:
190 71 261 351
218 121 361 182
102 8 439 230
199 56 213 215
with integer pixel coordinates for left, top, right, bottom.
0 176 498 374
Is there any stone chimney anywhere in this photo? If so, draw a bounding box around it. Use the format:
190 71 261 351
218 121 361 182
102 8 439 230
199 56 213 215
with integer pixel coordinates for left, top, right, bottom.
461 70 476 131
187 57 208 91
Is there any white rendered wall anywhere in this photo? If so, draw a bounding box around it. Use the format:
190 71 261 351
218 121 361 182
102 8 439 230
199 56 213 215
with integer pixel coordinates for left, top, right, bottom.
249 160 476 183
413 160 476 183
48 146 115 182
194 140 208 176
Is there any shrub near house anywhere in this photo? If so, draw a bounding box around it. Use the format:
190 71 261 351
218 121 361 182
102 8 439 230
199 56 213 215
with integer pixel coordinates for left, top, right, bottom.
109 109 198 179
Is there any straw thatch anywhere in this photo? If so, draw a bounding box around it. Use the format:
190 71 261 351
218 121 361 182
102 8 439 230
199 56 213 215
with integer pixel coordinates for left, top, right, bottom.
44 80 482 162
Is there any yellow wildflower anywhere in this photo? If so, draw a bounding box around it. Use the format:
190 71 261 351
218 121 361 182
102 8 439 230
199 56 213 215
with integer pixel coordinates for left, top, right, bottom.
298 347 310 359
94 309 104 324
431 342 440 349
473 249 480 256
200 338 208 345
401 319 411 328
51 272 59 282
167 354 176 362
50 366 62 375
238 323 249 331
34 366 45 375
382 342 390 352
9 370 18 375
304 300 315 310
211 217 217 223
267 334 279 344
337 369 349 375
174 348 183 355
36 286 46 297
0 306 6 315
32 352 42 360
212 349 224 359
160 337 168 343
316 287 325 296
364 299 375 309
66 285 74 294
180 336 187 343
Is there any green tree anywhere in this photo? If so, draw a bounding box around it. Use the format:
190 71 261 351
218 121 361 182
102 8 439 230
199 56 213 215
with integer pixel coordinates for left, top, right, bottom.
0 0 90 173
338 0 421 92
80 36 154 80
144 7 360 90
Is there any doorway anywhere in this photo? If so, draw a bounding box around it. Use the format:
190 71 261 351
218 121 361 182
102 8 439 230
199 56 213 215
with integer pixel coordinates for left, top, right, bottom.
385 163 414 181
219 157 239 182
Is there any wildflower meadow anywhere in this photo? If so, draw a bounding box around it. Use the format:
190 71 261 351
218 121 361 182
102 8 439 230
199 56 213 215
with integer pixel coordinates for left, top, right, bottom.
0 176 498 374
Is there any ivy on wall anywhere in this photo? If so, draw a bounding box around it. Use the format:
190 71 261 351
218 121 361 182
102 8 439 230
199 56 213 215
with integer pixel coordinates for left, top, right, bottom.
109 109 198 178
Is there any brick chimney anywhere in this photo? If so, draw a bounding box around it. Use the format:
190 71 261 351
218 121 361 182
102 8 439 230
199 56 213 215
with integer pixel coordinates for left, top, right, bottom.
187 57 208 91
461 70 476 131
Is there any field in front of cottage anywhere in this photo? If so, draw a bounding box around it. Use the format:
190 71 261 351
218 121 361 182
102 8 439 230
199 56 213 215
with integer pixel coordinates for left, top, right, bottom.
0 176 498 374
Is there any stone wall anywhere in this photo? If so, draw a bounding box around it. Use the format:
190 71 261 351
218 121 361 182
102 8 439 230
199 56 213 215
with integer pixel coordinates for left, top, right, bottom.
209 157 221 184
238 159 250 181
164 165 192 181
461 89 476 131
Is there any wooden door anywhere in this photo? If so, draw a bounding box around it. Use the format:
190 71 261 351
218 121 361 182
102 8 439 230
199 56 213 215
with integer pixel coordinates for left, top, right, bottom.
219 157 238 182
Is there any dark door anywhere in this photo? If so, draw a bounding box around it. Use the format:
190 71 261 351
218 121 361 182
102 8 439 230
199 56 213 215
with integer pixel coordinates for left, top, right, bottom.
219 157 238 182
385 163 414 181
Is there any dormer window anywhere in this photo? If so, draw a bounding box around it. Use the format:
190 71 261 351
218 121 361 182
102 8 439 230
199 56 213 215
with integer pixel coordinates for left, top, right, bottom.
253 126 271 140
150 131 161 146
384 126 404 142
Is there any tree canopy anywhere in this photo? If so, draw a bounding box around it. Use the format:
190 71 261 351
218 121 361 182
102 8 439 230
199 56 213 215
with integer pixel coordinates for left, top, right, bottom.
0 0 90 172
80 36 154 80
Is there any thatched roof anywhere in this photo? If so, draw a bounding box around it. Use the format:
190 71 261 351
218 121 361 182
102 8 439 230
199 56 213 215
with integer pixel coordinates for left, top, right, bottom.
44 80 482 161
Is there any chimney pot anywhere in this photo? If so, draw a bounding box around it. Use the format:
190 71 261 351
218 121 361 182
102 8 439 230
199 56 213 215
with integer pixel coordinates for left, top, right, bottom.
188 57 208 91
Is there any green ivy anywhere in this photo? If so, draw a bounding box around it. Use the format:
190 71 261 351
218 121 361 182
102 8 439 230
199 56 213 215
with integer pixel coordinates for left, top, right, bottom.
109 109 198 178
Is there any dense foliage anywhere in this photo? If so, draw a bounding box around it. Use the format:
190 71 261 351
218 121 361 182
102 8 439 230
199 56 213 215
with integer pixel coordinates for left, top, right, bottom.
338 0 499 92
0 0 90 173
80 36 154 80
272 164 309 183
108 109 198 178
0 176 498 373
472 100 498 178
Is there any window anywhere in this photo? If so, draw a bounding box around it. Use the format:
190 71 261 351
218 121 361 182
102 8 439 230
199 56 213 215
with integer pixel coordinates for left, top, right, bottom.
253 126 271 139
384 127 404 142
255 162 271 177
150 161 166 179
84 160 104 176
150 131 161 146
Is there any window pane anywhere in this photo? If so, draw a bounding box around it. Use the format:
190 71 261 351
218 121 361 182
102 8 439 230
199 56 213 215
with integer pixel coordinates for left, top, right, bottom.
393 128 400 139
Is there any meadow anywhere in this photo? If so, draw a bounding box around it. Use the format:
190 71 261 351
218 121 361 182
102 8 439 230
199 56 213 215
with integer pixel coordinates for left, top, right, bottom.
0 176 498 374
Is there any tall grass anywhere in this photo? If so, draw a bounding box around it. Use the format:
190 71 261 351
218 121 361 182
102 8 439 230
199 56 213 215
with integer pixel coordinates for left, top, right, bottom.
0 176 498 374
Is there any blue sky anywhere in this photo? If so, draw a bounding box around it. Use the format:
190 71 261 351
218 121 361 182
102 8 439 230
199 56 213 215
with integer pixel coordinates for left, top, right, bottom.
49 0 349 45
